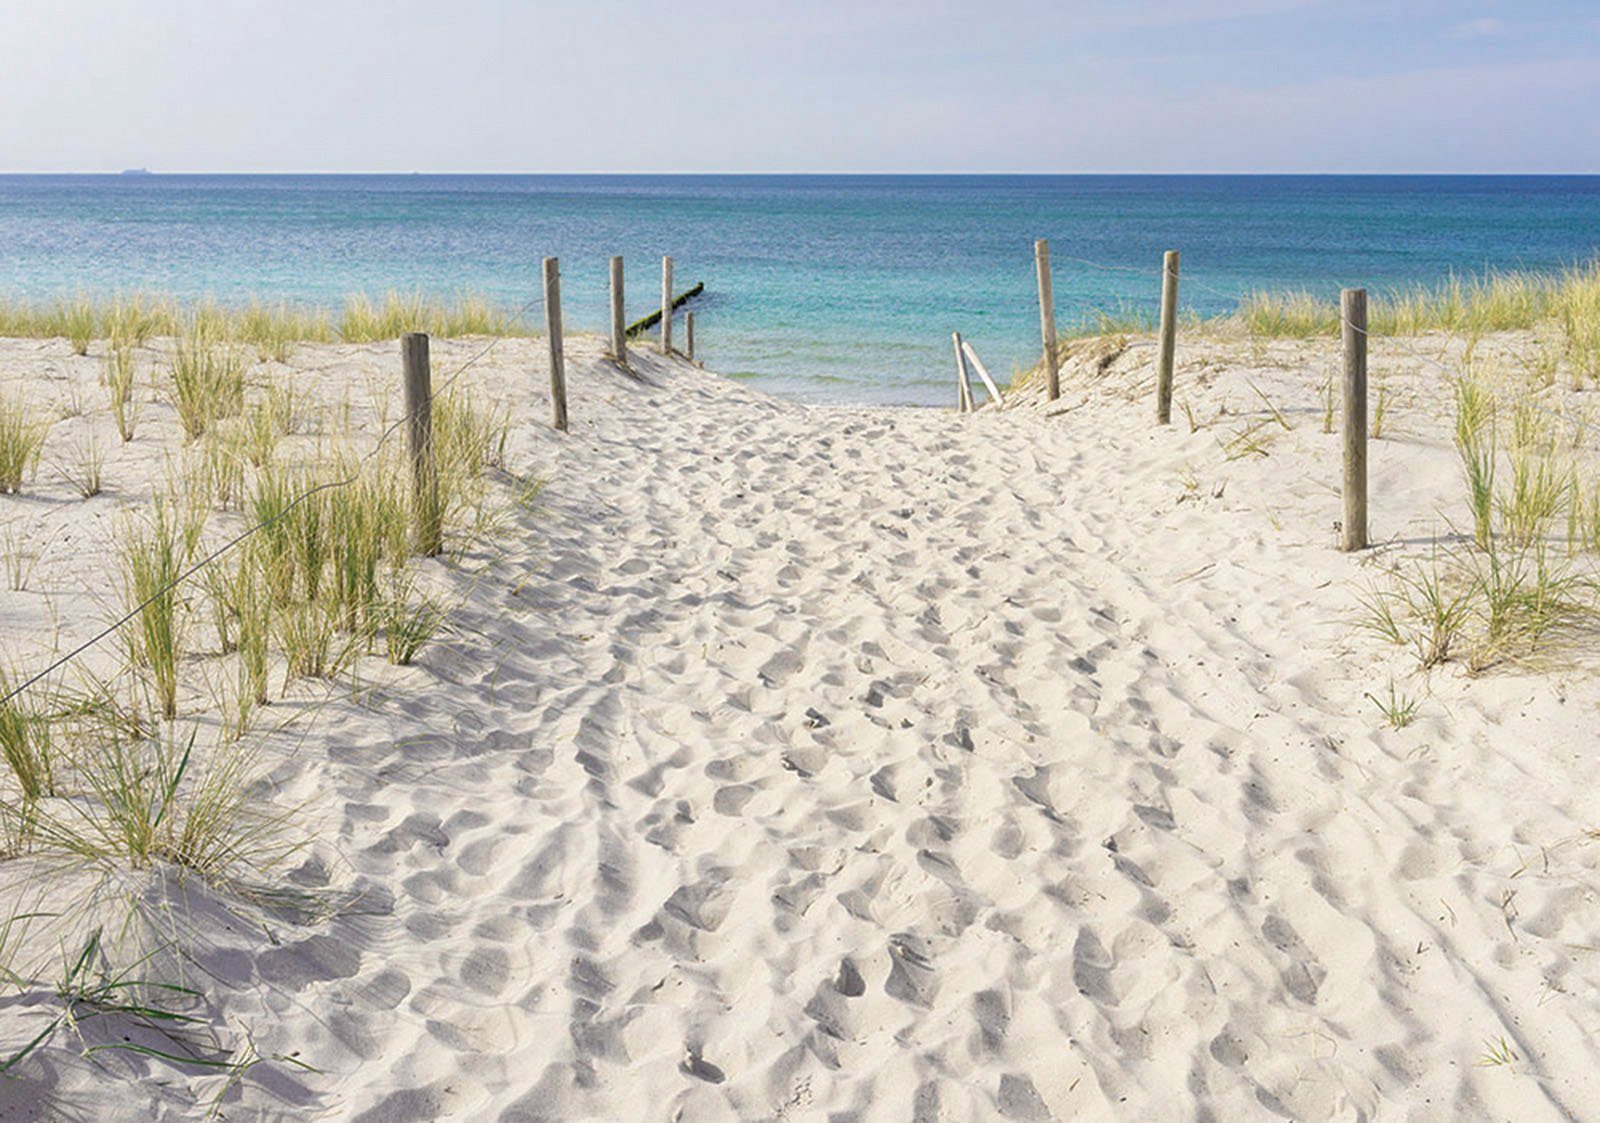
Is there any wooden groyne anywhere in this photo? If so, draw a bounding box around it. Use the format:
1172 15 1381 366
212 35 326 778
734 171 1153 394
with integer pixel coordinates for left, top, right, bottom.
626 282 704 339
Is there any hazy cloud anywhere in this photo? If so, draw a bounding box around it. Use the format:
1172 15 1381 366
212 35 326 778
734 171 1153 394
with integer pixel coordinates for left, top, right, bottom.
1448 16 1505 38
0 0 1592 172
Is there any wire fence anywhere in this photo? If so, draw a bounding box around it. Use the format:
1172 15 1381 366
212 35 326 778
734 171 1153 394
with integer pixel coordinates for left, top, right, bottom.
0 290 546 710
2 244 1594 710
1033 246 1600 449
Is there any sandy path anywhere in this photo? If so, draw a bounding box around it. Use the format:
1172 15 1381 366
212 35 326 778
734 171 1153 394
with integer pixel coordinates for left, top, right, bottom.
5 334 1600 1121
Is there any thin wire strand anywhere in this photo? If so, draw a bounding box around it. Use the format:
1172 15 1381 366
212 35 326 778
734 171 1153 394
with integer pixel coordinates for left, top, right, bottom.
0 293 545 709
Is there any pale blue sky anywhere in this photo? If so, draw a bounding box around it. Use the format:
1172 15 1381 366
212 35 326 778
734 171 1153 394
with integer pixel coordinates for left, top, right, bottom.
2 0 1597 172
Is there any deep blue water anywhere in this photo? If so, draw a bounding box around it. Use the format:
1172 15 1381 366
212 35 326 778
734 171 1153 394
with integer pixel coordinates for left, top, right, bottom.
2 174 1598 404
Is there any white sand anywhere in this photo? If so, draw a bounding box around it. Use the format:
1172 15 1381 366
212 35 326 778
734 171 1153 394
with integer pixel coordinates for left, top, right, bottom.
3 329 1600 1121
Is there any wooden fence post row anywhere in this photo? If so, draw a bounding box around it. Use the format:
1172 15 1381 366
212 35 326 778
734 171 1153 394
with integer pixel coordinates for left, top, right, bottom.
543 256 568 432
1034 239 1059 402
1341 288 1368 551
609 255 627 369
401 332 441 556
685 311 697 364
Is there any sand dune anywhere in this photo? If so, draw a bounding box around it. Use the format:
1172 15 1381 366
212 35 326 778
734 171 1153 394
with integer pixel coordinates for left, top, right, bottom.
3 330 1600 1121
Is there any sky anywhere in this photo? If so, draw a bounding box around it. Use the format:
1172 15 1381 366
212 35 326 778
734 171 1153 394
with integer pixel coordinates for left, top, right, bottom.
1 0 1597 173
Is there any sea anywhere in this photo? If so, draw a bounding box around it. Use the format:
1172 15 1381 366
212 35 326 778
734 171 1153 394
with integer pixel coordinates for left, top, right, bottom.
2 174 1598 405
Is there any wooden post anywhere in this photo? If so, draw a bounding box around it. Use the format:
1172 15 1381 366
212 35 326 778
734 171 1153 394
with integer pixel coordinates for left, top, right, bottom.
544 257 568 432
401 332 441 556
1156 250 1179 425
1034 239 1059 401
660 255 674 355
685 311 696 363
1341 288 1368 551
609 255 627 369
952 332 974 413
960 339 1004 407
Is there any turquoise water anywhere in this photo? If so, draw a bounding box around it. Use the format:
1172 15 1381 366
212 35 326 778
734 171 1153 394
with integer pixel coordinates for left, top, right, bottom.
2 174 1599 405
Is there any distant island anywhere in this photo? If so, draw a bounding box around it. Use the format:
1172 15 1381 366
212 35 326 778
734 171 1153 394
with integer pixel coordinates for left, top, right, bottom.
119 168 152 176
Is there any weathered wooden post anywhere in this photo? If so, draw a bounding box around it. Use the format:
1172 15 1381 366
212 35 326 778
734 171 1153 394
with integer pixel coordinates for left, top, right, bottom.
952 331 974 413
401 332 441 556
685 311 696 363
1034 239 1060 401
543 256 568 432
660 255 674 354
1341 287 1368 551
960 339 1004 408
1156 250 1180 425
609 255 627 368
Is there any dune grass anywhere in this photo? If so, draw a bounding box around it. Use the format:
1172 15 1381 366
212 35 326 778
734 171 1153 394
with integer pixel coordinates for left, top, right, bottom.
3 372 510 836
121 500 196 721
0 666 53 808
104 342 140 442
377 568 447 666
64 433 105 499
0 332 526 1094
1361 360 1600 675
338 291 516 343
236 300 333 362
168 320 247 441
0 395 52 494
1237 261 1600 347
0 289 532 352
1453 373 1498 549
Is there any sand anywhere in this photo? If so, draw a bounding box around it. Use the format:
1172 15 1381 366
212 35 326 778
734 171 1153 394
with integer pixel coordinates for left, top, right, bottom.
2 327 1600 1121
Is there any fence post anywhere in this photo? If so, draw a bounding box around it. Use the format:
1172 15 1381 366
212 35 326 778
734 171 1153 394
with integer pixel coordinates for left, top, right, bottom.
685 311 696 363
401 332 441 556
1341 288 1368 551
1034 239 1059 401
544 256 568 432
609 255 627 368
1156 250 1180 425
952 331 973 413
660 255 674 355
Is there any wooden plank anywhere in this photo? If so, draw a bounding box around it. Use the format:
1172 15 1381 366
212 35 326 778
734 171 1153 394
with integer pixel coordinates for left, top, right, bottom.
544 256 568 432
1341 288 1368 551
401 332 441 556
685 310 696 363
960 339 1003 406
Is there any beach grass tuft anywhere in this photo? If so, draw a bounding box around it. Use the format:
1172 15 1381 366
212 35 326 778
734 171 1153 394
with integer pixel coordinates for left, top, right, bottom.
105 342 140 442
0 664 54 807
378 568 446 666
1453 373 1497 550
121 498 196 720
0 395 53 494
169 320 246 441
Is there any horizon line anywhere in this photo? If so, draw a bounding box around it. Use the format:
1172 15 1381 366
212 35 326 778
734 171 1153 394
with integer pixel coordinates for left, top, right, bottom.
4 169 1600 178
